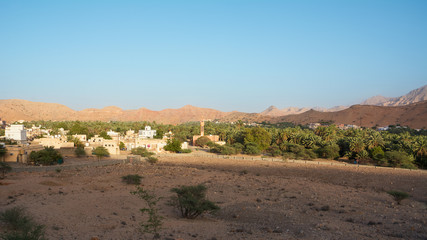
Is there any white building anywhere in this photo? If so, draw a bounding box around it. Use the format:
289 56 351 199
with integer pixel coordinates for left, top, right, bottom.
5 125 27 143
138 126 156 139
107 130 119 138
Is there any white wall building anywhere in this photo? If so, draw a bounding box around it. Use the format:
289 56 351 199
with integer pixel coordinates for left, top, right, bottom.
5 124 27 143
107 130 119 138
138 126 156 139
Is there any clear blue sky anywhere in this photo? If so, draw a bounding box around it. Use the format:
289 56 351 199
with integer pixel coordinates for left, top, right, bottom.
1 0 426 113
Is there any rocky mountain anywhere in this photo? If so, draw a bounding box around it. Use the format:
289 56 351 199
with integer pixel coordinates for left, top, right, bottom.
260 105 348 117
260 106 311 117
1 84 427 128
271 100 427 129
361 85 427 106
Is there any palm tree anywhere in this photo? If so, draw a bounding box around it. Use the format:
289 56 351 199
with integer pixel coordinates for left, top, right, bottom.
366 131 385 150
349 137 365 154
413 137 427 157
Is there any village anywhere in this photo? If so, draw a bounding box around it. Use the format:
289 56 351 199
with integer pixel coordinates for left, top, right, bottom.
0 120 226 164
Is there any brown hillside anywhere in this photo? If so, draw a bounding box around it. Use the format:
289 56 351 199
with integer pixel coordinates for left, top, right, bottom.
0 99 77 121
0 100 229 124
1 99 426 128
272 100 427 129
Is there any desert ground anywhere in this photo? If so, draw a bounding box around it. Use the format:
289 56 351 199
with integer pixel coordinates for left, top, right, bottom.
1 155 426 240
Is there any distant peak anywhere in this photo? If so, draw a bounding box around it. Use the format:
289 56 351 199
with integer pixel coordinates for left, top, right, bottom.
102 106 123 111
182 104 196 108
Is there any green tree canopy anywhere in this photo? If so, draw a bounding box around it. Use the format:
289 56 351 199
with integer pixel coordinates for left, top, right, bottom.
164 139 182 153
243 127 271 151
93 146 109 160
195 136 212 147
29 147 63 165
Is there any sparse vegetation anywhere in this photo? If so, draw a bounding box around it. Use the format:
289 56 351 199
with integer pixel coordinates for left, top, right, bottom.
131 186 163 238
387 190 410 204
92 146 109 161
122 174 143 185
0 161 12 179
146 156 158 164
0 206 47 240
75 146 86 157
170 184 220 219
131 147 155 157
179 149 192 153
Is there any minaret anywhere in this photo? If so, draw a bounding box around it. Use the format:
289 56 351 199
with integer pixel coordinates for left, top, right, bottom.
200 121 204 136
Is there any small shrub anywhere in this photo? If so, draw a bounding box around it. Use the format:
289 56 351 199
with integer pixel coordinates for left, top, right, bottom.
387 190 410 205
131 186 163 238
239 170 248 175
75 146 86 158
131 147 155 157
92 146 109 161
0 161 12 179
232 143 244 153
170 184 220 219
195 136 212 147
122 174 143 185
146 156 158 164
0 206 46 240
219 145 237 155
210 144 238 155
244 142 261 155
385 151 417 169
180 149 192 154
266 145 282 157
282 152 296 160
296 149 317 160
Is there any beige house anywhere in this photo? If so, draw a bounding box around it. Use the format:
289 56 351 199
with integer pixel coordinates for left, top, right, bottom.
3 144 44 163
88 136 120 155
102 139 120 155
72 134 87 142
33 137 74 149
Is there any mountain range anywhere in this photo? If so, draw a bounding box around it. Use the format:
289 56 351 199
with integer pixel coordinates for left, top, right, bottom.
260 84 427 117
0 85 426 128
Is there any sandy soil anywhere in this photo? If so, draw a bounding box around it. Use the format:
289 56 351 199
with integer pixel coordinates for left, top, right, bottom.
1 155 426 240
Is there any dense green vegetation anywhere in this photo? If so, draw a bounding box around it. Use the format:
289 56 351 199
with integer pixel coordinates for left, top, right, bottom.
29 147 63 165
21 120 427 169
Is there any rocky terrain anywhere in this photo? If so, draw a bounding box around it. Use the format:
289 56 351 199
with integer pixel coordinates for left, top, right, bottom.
1 155 426 240
272 100 427 129
1 85 427 127
361 85 427 107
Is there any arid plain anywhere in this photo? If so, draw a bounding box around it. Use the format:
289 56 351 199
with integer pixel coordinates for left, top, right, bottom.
1 155 426 240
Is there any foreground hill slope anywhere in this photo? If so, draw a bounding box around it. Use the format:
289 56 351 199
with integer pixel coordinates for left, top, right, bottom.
272 100 427 129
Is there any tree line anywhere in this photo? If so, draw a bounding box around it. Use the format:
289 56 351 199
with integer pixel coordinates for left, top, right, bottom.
14 120 427 169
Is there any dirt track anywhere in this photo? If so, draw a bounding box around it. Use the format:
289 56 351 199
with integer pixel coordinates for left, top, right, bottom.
1 155 426 240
